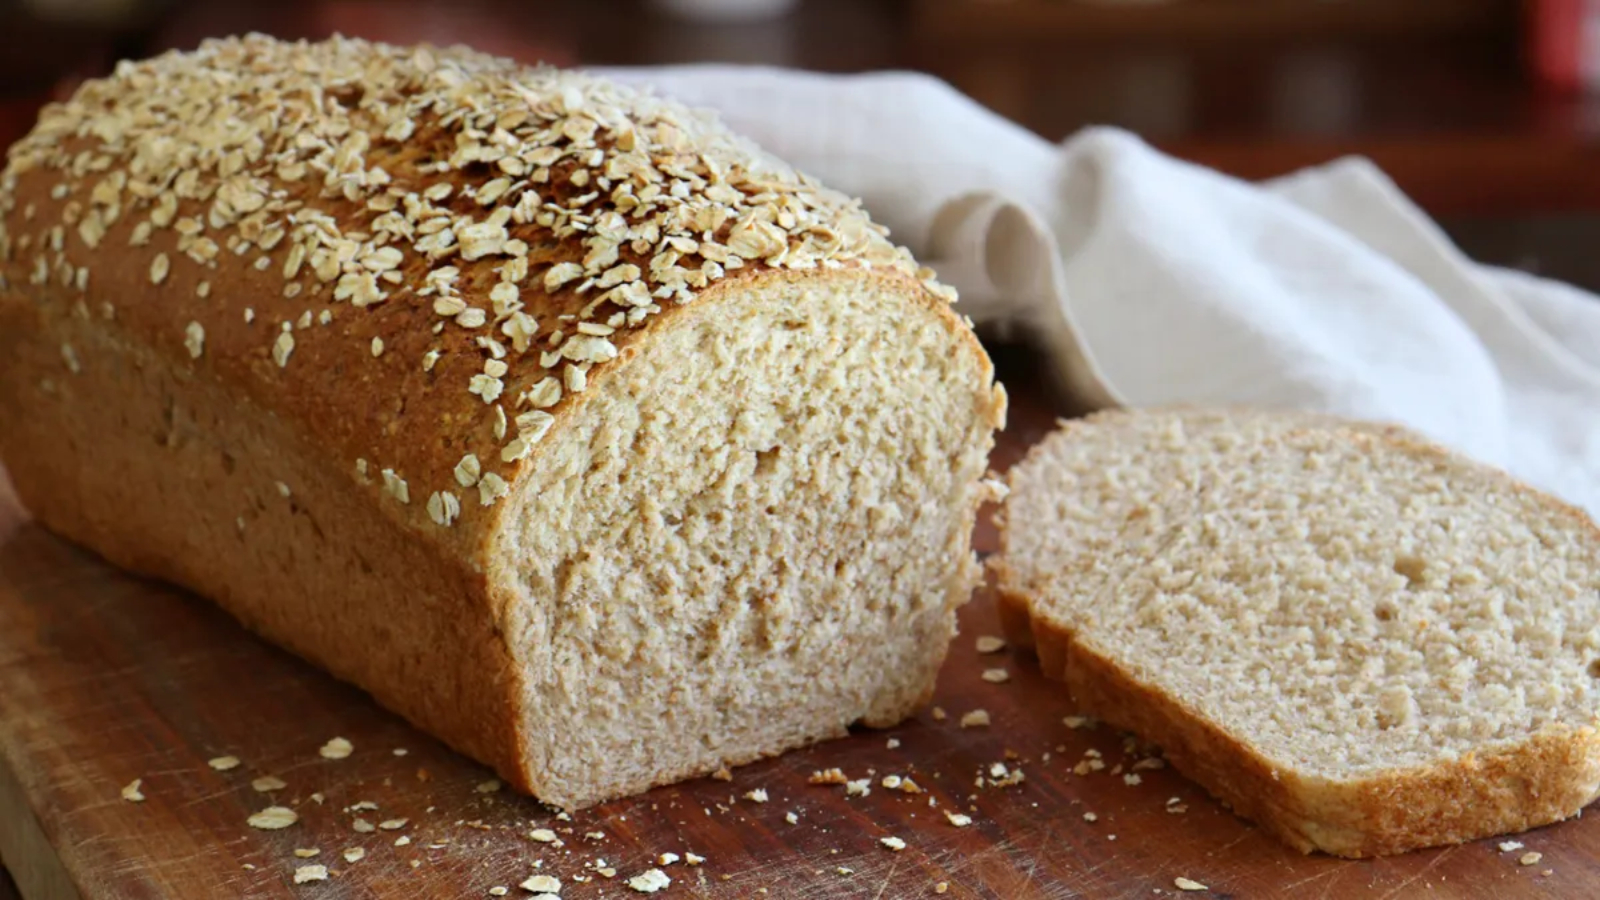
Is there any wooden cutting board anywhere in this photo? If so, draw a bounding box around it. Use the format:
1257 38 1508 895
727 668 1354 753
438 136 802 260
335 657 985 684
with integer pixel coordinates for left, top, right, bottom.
0 356 1592 900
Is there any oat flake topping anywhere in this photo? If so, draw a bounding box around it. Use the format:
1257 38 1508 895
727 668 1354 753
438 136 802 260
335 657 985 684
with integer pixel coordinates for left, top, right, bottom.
0 34 951 527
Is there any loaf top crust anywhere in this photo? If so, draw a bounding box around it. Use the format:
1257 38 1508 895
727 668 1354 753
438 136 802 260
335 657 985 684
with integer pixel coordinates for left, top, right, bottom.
0 34 958 542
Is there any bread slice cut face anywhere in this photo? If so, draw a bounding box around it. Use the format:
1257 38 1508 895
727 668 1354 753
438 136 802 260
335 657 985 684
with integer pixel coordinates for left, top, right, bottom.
994 408 1600 856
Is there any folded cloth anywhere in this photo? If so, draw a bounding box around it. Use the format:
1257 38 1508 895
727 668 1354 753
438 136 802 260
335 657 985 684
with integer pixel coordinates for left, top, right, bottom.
596 65 1600 520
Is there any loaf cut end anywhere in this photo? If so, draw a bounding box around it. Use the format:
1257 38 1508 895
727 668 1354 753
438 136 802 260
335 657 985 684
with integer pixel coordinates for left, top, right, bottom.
998 409 1600 856
495 269 1003 808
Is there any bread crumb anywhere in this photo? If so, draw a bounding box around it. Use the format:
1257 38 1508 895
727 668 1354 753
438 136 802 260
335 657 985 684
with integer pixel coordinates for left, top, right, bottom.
981 668 1010 684
935 882 949 894
392 748 408 757
1083 812 1098 822
975 635 1006 653
1499 840 1525 852
251 776 287 792
352 819 376 833
1174 876 1207 891
658 852 680 866
837 867 854 876
945 810 972 827
880 836 907 852
488 889 507 897
121 779 145 803
319 737 353 760
1124 774 1142 786
208 756 241 772
960 709 991 729
1520 852 1543 866
785 812 799 825
476 780 502 794
882 775 903 790
887 738 901 749
520 874 560 893
627 868 671 893
343 848 365 863
293 864 329 884
394 835 411 847
931 707 947 721
1062 715 1092 729
711 767 733 781
744 788 768 803
809 768 848 785
293 848 320 858
846 779 871 797
684 853 705 866
247 807 297 830
378 818 408 831
529 828 561 844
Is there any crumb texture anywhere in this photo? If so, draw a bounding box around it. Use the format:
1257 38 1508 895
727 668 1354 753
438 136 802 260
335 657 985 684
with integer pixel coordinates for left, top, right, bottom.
997 408 1600 855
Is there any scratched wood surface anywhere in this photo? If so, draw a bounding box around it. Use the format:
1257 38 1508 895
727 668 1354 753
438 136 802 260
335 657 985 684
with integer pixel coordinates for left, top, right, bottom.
0 348 1592 900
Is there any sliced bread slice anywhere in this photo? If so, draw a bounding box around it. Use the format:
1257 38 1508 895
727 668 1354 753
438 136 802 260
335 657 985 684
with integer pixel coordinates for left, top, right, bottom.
993 408 1600 857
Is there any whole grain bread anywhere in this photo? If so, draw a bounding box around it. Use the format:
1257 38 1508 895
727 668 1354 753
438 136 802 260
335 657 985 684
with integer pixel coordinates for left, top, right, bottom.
0 35 1006 809
993 408 1600 857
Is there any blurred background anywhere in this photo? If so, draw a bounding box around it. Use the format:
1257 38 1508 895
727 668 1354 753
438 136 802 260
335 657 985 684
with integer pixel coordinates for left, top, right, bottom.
0 0 1597 288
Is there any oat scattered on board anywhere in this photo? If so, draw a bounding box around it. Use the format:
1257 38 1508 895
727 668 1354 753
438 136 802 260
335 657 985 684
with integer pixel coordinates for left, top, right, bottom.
960 709 991 728
1520 852 1543 866
945 810 972 827
252 776 287 792
627 869 671 893
529 828 560 843
880 836 907 852
293 865 329 884
1174 876 1208 891
320 737 354 760
975 635 1006 653
488 888 508 897
378 818 408 831
120 779 145 803
208 756 241 771
343 848 365 863
247 806 298 830
293 848 320 858
520 874 560 893
981 668 1010 684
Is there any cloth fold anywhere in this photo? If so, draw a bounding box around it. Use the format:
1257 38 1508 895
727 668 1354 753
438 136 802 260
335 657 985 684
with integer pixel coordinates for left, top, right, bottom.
596 65 1600 519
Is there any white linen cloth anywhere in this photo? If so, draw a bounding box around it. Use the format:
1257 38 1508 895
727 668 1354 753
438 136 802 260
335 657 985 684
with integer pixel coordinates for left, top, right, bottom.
596 66 1600 520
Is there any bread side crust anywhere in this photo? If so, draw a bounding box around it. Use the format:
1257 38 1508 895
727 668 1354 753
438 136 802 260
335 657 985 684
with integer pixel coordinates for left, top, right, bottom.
1033 617 1600 857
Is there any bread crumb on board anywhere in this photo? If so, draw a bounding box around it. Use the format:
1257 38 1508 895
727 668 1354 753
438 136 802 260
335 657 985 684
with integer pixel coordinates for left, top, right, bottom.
880 836 907 852
247 807 298 830
120 779 145 803
975 635 1006 654
208 756 241 771
293 865 329 884
1174 876 1208 891
627 868 672 893
319 737 354 760
960 709 991 729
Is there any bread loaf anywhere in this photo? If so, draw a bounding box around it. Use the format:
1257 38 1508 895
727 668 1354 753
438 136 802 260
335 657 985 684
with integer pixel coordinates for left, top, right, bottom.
0 35 1006 809
993 409 1600 856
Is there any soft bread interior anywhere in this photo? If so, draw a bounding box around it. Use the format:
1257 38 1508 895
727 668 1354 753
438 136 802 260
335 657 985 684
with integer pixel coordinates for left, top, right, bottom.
1006 412 1600 778
496 271 1001 808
